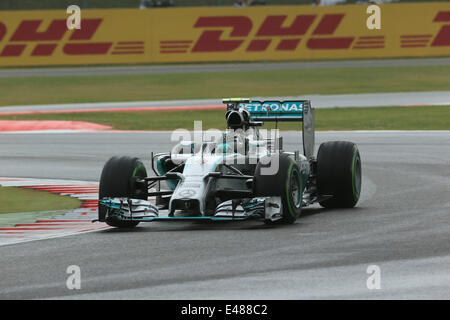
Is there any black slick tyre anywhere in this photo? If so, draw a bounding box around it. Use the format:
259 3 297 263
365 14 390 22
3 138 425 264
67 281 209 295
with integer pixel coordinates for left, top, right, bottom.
98 156 147 228
316 141 362 208
253 153 303 224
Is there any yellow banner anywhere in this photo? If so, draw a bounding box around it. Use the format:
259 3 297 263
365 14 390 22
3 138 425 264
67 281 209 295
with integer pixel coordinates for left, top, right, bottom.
0 3 449 67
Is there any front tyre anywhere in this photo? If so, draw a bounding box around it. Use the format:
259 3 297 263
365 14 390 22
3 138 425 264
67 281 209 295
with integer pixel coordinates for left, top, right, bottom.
98 156 148 228
316 141 362 208
253 153 303 224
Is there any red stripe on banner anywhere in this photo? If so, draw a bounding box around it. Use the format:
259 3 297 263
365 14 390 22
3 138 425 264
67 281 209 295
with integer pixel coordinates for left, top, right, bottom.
117 41 144 45
160 50 188 54
111 51 145 55
354 41 384 45
352 46 385 49
113 46 145 50
401 40 430 43
401 44 427 48
400 34 432 38
433 11 450 22
358 36 384 39
160 40 192 44
1 45 26 57
160 45 190 49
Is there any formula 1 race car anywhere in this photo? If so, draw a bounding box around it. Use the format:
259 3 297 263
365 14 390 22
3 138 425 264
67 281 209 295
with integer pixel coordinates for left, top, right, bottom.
97 98 362 228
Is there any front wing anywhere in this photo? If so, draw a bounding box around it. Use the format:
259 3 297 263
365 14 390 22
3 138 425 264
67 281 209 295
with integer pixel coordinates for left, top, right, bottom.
99 197 284 222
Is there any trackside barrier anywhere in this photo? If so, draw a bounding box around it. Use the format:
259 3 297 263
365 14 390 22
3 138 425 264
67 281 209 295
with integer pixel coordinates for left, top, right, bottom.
0 3 449 67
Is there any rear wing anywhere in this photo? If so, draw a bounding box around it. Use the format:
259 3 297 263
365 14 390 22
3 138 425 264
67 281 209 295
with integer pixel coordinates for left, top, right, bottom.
242 100 304 122
222 98 315 159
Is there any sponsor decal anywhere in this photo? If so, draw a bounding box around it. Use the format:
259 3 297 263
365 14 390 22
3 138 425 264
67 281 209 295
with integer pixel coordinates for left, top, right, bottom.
179 14 354 53
0 18 145 58
161 10 450 54
179 189 196 197
0 4 449 66
243 101 303 113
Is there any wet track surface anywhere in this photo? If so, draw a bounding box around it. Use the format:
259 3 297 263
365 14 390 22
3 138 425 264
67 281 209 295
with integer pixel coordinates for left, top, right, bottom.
0 131 449 299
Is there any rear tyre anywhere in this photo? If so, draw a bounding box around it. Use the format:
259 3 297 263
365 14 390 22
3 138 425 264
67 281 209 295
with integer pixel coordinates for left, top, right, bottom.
98 156 148 228
253 153 303 224
316 141 361 208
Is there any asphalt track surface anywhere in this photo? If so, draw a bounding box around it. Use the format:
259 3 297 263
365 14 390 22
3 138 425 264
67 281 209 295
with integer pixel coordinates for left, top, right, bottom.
0 130 449 299
1 57 450 78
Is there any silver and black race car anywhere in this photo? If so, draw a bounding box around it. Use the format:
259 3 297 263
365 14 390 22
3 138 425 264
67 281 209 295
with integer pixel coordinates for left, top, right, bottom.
97 98 362 228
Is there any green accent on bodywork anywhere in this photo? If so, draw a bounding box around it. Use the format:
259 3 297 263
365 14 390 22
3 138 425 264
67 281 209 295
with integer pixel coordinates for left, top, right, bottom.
99 200 122 209
156 158 178 190
166 179 179 191
285 162 299 218
156 158 165 175
132 163 145 177
216 143 231 153
293 169 302 208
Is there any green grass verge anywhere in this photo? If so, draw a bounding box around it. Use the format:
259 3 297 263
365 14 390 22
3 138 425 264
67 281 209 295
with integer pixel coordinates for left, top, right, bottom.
2 105 449 130
1 65 450 106
0 186 81 214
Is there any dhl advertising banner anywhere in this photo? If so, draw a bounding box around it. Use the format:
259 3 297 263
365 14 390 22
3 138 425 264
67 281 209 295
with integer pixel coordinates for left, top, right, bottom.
0 9 151 66
0 3 449 67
